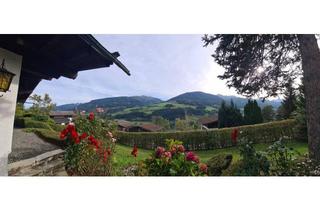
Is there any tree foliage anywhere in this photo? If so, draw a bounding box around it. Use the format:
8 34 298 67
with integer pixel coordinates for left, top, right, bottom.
202 34 301 98
276 79 297 120
28 93 56 115
152 116 171 130
174 117 200 131
243 100 263 125
293 79 307 141
218 100 243 128
261 105 275 122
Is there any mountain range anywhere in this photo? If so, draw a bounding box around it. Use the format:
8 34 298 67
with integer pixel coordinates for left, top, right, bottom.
56 91 281 121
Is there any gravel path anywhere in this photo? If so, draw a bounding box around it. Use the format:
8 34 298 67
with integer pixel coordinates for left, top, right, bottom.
8 129 60 163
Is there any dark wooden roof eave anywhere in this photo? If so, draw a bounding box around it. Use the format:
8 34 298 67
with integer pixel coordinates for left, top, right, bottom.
0 34 131 103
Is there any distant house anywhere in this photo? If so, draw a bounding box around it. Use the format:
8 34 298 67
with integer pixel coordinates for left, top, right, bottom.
128 123 163 132
115 120 162 132
116 120 132 131
198 115 219 129
96 107 105 113
49 111 77 124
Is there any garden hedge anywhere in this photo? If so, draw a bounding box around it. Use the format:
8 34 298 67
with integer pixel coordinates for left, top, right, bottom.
14 117 53 130
115 120 296 151
24 128 66 147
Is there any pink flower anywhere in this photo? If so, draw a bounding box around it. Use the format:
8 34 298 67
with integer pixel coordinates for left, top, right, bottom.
177 145 185 153
107 131 113 138
170 146 177 154
185 152 199 163
199 163 208 173
163 151 172 159
155 146 165 158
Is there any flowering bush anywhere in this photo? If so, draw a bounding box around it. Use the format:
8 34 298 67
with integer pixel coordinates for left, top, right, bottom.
144 139 207 176
267 139 298 176
60 112 116 176
236 140 270 176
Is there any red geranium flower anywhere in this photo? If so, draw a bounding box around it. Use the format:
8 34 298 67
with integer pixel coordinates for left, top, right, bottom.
88 112 94 121
88 135 101 149
66 123 75 132
231 128 239 145
60 128 68 140
131 145 138 157
79 132 88 140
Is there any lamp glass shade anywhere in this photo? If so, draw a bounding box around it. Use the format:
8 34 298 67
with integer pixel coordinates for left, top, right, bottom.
0 69 15 92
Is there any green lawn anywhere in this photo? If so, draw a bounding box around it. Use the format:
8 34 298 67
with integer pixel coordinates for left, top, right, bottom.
114 141 308 170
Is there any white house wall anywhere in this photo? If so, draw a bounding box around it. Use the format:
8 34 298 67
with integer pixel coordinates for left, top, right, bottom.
0 48 22 176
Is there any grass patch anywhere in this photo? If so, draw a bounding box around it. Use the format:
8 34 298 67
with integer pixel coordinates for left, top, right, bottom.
114 141 308 169
113 144 151 172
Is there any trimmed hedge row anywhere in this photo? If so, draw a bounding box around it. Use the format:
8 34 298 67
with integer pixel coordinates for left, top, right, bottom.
24 128 66 147
115 120 296 151
14 117 53 130
14 117 64 132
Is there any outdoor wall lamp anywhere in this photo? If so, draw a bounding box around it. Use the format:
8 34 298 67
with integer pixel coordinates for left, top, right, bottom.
0 59 15 97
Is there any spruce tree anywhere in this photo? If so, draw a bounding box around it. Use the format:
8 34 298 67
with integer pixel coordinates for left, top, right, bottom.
218 100 243 128
277 79 297 119
262 105 275 122
244 100 263 125
293 79 307 141
218 101 227 128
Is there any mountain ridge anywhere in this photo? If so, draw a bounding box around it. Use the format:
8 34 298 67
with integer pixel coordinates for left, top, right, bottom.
56 91 281 112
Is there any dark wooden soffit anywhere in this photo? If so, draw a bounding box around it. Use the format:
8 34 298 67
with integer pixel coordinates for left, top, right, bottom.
0 34 130 103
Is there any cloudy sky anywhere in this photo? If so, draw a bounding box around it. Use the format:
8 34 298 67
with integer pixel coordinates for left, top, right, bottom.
33 34 242 105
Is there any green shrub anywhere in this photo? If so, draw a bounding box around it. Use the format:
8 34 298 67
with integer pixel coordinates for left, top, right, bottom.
236 141 270 176
48 122 65 132
24 118 53 130
222 161 242 176
14 117 56 130
115 120 296 151
144 139 208 176
14 117 26 128
267 139 298 175
24 128 66 147
31 114 49 122
206 154 233 176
